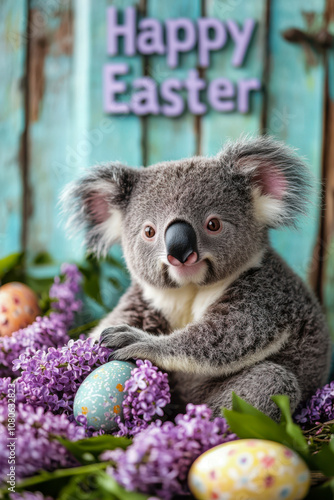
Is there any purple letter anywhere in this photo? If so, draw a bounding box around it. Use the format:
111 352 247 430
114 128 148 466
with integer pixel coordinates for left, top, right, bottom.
103 63 129 114
198 18 227 68
208 78 235 112
161 78 184 117
166 18 196 68
137 18 165 55
237 78 261 113
107 6 136 56
226 19 256 67
130 77 160 115
184 69 207 115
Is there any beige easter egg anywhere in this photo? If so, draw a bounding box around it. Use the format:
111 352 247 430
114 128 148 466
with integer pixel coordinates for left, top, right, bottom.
0 282 40 336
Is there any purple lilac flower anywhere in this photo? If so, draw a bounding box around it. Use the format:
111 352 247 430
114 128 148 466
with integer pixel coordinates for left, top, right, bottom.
116 359 171 437
102 403 237 500
294 380 334 426
13 337 110 417
10 493 53 500
0 376 25 403
0 264 82 378
0 402 85 483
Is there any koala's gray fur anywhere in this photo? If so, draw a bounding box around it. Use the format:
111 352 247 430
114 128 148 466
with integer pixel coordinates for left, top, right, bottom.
62 136 331 421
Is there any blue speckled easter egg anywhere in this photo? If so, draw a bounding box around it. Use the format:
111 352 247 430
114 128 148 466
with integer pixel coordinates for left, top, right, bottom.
73 360 135 432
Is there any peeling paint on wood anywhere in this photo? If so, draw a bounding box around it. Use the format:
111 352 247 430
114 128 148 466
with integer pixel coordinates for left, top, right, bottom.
0 1 27 257
267 0 326 286
320 0 334 339
201 0 267 155
26 0 77 262
144 0 201 164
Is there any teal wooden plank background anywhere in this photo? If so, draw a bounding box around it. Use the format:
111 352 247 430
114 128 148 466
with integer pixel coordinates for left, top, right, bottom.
268 0 325 280
145 0 201 163
0 1 27 257
202 0 266 154
1 0 334 337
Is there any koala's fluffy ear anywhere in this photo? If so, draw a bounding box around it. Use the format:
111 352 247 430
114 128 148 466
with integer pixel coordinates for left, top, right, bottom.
61 163 139 256
222 136 313 228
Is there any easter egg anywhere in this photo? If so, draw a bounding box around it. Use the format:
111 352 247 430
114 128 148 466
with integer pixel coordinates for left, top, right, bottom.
0 282 40 337
188 439 310 500
73 360 135 432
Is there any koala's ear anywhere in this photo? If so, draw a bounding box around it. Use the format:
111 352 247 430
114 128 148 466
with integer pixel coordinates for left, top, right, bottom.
61 163 139 256
223 136 313 228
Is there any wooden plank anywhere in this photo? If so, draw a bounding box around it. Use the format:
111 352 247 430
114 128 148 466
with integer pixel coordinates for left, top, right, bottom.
0 1 27 259
267 0 326 282
88 0 143 167
321 1 334 341
201 0 267 156
26 0 83 263
145 0 202 165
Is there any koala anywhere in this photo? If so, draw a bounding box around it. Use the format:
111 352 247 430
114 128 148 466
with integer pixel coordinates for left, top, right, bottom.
62 136 331 421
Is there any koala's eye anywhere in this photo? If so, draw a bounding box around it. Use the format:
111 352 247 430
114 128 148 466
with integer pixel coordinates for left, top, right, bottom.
144 226 156 239
207 218 221 232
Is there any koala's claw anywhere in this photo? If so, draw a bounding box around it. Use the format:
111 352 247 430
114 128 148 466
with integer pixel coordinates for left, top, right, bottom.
100 325 149 349
100 325 161 364
111 344 142 361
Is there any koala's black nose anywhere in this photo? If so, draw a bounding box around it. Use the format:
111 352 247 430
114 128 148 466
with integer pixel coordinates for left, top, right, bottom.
165 221 198 266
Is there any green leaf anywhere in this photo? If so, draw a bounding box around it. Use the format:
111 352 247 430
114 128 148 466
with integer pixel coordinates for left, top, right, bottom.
32 252 54 265
224 394 315 463
231 392 273 418
58 435 132 464
105 255 126 271
223 409 293 446
96 471 149 500
0 252 23 279
25 275 55 295
227 393 296 445
11 463 108 497
57 472 114 500
271 395 309 455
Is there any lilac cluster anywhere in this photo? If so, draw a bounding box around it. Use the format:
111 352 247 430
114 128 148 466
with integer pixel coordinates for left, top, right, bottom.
13 337 110 416
294 380 334 425
0 403 85 483
116 359 171 436
103 403 237 500
10 493 53 500
0 377 25 403
0 264 82 378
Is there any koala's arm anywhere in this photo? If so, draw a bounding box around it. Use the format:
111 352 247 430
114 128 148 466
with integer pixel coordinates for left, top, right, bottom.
102 255 296 376
90 282 171 340
104 294 287 376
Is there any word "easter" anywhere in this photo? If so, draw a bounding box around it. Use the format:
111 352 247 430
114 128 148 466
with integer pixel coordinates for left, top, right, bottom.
103 7 261 116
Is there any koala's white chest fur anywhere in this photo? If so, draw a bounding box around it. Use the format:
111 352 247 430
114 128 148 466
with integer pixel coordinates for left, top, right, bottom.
142 252 264 330
143 279 231 330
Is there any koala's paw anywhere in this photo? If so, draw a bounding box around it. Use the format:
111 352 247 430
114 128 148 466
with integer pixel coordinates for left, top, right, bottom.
100 325 157 362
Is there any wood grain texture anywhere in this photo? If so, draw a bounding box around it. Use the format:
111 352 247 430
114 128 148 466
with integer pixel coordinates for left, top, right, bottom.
266 0 326 282
201 0 267 155
88 0 143 168
0 1 27 259
145 0 201 165
25 0 82 263
321 0 334 340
